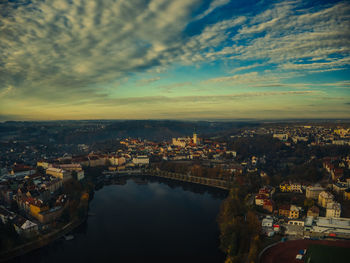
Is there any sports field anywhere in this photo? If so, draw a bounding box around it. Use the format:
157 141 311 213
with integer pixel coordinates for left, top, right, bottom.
304 244 350 263
260 240 350 263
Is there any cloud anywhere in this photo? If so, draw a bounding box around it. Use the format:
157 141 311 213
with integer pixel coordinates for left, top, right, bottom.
0 0 349 120
0 0 202 101
157 82 192 93
137 77 161 85
197 1 350 72
86 90 319 106
195 0 230 20
0 85 13 98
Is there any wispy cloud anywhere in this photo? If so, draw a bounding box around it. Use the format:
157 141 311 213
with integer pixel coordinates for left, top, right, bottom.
0 0 202 101
0 0 349 120
137 77 161 85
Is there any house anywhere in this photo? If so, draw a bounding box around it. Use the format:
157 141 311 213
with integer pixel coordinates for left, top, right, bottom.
46 167 71 182
17 196 49 219
344 189 350 200
279 204 290 217
255 194 268 206
318 191 334 208
280 182 302 193
37 161 50 169
289 205 301 219
263 199 274 213
41 178 62 193
305 217 350 236
13 216 38 236
0 205 15 223
288 220 304 226
259 186 274 197
331 168 344 181
290 183 303 193
306 186 324 199
132 155 149 166
262 216 273 227
280 183 291 192
326 202 341 218
333 182 347 194
307 206 320 217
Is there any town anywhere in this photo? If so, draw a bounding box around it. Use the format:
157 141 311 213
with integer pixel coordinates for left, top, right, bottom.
0 120 350 262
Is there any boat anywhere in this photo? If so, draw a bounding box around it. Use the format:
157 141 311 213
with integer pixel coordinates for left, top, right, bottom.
64 235 74 241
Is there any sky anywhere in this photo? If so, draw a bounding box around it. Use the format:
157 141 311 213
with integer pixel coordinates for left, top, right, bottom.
0 0 349 121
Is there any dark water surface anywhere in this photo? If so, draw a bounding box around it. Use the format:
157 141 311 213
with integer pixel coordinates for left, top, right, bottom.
14 177 227 263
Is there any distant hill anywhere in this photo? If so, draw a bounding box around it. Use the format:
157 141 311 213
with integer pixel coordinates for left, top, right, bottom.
0 120 260 143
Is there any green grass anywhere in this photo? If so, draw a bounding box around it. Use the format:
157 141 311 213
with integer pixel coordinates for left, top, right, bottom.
304 244 350 263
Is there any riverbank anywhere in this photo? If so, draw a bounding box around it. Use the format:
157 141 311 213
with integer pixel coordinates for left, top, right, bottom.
0 217 86 262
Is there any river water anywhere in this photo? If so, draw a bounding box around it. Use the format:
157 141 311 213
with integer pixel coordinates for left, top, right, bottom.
13 176 227 263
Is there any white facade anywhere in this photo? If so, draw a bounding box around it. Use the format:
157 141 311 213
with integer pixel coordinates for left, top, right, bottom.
262 217 273 227
132 156 149 166
306 186 324 199
273 134 288 141
77 170 85 181
318 191 334 208
326 202 341 218
306 217 350 235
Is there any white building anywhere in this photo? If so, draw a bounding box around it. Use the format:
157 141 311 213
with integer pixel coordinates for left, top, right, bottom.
273 134 288 141
46 167 71 182
76 170 85 180
326 202 341 218
305 217 350 236
262 216 273 227
132 156 149 166
306 186 324 199
318 191 334 208
172 138 189 147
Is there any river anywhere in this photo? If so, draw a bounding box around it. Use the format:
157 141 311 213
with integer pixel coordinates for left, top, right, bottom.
11 176 227 263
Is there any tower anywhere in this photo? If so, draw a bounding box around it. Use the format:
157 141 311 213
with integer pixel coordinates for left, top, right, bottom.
193 133 197 145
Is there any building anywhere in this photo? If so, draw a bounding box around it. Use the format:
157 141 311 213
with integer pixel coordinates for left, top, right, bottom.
132 156 149 166
290 183 303 193
258 186 274 197
344 189 350 200
58 163 82 172
289 205 301 219
263 199 274 213
255 194 268 206
41 178 62 193
46 167 71 182
37 161 50 169
262 216 273 227
306 186 324 199
305 217 350 236
331 168 344 181
288 220 304 226
88 155 106 167
0 206 15 223
307 206 320 217
193 133 198 145
273 133 288 141
326 202 341 218
333 182 347 194
318 191 334 208
76 170 85 180
172 138 189 147
280 183 291 192
13 216 38 236
279 204 290 217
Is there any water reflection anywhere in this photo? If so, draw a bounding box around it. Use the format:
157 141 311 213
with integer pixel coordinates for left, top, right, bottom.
12 176 227 263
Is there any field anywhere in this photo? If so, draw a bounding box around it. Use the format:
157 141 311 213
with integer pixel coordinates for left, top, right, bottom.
304 244 350 263
260 239 350 263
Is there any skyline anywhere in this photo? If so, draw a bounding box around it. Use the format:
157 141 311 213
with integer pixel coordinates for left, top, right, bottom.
0 0 350 121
